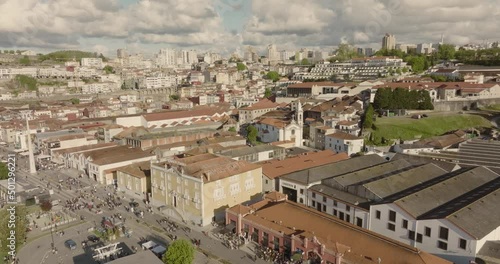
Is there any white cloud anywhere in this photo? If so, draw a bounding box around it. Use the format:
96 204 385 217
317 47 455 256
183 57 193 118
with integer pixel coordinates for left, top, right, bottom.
0 0 499 54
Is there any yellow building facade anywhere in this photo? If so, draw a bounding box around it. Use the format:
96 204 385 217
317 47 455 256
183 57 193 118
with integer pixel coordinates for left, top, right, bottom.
151 154 262 226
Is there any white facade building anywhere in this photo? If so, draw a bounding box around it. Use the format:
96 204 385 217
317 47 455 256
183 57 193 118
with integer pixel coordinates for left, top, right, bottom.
81 58 104 69
325 132 364 156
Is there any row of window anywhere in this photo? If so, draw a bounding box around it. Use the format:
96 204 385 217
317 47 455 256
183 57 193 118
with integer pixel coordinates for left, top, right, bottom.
380 210 466 250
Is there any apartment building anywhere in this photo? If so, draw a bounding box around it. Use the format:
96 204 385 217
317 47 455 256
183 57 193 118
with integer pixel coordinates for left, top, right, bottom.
81 58 103 69
150 154 262 226
325 132 364 156
238 99 280 125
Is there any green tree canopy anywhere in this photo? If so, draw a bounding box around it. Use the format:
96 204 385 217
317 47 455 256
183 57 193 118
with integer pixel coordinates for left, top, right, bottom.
264 88 272 98
170 94 180 101
266 71 280 82
406 56 427 73
103 65 114 74
332 43 359 62
246 125 258 145
0 206 27 257
19 55 31 66
373 87 433 110
438 44 456 60
70 98 80 105
300 58 310 65
163 239 194 264
0 162 8 180
236 62 247 71
363 104 375 129
15 75 38 91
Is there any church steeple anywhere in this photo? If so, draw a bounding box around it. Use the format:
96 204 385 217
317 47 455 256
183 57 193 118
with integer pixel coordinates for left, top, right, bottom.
296 101 303 126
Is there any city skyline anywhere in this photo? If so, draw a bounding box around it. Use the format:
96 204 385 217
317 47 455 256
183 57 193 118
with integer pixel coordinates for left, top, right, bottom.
0 0 499 56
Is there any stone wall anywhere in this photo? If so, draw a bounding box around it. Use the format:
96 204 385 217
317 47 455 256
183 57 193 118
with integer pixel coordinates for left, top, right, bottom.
433 98 500 112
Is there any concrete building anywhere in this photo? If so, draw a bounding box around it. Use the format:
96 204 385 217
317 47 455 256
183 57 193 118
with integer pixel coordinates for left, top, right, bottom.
238 99 280 125
259 150 348 193
369 166 500 264
382 33 396 50
83 146 156 184
219 145 286 163
150 154 262 225
279 155 386 205
116 161 151 200
325 132 364 156
81 58 103 69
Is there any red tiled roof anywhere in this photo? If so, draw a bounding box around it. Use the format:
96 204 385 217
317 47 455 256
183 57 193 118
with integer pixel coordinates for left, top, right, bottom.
326 132 362 140
143 109 222 122
240 99 279 110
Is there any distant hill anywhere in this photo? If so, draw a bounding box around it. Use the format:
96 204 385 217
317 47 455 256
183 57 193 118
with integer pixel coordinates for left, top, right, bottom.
38 50 107 62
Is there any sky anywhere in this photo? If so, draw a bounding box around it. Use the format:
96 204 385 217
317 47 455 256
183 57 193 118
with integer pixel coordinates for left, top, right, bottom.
0 0 499 57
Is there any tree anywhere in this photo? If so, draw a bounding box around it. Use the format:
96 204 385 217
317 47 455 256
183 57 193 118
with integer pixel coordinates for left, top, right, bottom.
430 75 447 82
402 67 409 73
333 43 358 62
170 94 180 101
163 239 194 264
363 104 375 129
19 55 31 66
40 200 52 212
228 127 236 133
0 162 8 180
0 206 27 258
300 58 310 65
266 71 280 82
246 125 258 145
103 65 114 74
70 98 80 105
236 62 247 71
264 88 272 98
15 75 37 91
438 44 456 61
418 90 434 110
373 88 391 109
406 56 426 73
99 53 108 62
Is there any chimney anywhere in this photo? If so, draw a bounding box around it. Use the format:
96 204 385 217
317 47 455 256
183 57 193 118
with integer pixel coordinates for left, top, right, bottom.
203 172 210 181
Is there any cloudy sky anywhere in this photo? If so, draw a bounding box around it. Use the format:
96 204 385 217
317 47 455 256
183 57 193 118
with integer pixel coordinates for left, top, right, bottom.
0 0 499 57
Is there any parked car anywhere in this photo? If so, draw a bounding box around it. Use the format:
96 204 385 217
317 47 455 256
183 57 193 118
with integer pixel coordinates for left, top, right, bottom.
64 239 77 250
87 235 100 243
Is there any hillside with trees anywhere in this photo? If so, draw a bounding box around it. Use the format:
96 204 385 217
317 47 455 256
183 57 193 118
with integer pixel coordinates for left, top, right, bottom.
38 50 108 62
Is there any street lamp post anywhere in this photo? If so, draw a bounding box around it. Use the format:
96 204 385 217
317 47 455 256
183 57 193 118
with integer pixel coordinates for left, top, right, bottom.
50 226 55 251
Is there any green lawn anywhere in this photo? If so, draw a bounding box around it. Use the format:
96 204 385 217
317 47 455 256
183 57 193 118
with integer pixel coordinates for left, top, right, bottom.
368 114 491 143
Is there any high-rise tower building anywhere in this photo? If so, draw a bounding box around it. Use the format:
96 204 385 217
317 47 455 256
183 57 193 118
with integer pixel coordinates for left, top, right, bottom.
382 33 396 50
